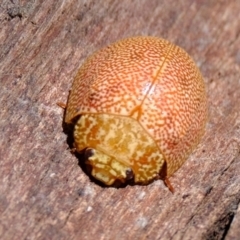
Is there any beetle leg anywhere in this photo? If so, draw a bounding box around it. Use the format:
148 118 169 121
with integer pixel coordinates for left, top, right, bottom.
164 178 174 193
57 102 67 109
158 161 174 193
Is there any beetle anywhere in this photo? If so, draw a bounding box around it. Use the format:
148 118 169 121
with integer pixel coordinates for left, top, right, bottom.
63 36 207 191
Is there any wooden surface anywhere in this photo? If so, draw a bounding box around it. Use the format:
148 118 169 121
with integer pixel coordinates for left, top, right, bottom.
1 0 240 239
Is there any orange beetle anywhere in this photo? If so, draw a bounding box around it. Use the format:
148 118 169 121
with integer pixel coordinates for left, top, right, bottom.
65 36 207 191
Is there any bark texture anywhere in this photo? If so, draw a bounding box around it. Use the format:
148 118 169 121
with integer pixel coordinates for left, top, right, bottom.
1 0 240 239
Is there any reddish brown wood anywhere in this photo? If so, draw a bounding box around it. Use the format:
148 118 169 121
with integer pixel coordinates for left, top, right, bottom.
0 1 240 239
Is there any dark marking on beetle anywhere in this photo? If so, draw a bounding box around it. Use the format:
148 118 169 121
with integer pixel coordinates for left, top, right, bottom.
84 148 95 160
126 168 134 180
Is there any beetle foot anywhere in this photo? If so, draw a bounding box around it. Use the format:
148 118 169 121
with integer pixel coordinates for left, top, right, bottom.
164 178 174 193
57 102 67 109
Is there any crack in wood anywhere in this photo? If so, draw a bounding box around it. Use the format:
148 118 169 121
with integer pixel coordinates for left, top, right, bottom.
205 211 235 240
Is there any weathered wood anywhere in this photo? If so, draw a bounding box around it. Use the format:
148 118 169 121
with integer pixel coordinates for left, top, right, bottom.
0 0 240 239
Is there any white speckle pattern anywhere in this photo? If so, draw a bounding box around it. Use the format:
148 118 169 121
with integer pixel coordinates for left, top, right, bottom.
83 185 96 197
135 216 148 228
137 191 146 200
50 173 56 178
86 206 92 212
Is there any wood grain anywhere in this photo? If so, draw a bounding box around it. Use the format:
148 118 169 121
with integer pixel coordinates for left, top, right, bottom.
1 0 240 239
